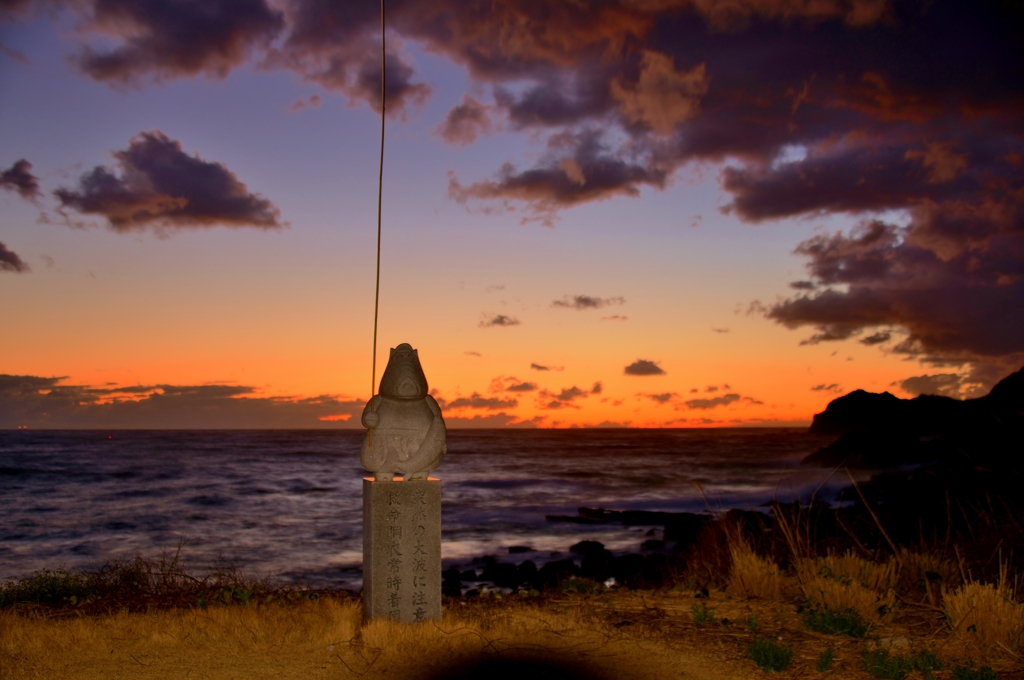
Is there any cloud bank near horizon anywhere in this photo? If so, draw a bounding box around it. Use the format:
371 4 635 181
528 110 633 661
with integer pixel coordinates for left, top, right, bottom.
0 374 362 429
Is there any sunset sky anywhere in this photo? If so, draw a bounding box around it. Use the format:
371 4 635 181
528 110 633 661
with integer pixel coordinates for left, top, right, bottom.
1 0 1022 428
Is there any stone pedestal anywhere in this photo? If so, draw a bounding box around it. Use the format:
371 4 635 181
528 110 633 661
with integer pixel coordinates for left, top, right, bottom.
362 477 441 623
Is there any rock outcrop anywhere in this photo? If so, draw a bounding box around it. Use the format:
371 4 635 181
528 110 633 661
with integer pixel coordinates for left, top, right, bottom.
803 365 1023 470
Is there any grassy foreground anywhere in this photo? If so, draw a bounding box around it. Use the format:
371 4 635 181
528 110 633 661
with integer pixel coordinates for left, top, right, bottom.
1 591 763 680
3 503 1023 679
2 581 1022 679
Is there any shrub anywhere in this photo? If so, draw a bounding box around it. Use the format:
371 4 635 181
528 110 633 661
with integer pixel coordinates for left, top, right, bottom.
802 606 869 637
796 552 899 592
0 551 283 612
861 647 942 680
727 535 783 600
558 576 603 596
943 566 1024 653
896 549 957 596
691 602 715 627
951 663 1000 680
816 645 836 672
796 552 897 627
862 647 915 680
0 569 95 607
910 650 942 680
748 636 793 672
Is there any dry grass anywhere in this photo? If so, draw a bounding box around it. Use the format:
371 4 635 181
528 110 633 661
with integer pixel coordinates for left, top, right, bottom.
0 595 764 680
4 578 1024 678
793 551 898 625
895 548 959 607
1 597 361 679
726 534 784 600
943 563 1024 655
896 549 958 589
794 551 900 593
799 574 897 626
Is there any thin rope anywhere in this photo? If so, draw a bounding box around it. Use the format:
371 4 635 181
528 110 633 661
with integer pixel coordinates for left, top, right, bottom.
369 0 385 447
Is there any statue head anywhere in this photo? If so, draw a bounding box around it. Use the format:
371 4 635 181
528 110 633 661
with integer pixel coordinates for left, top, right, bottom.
378 343 429 400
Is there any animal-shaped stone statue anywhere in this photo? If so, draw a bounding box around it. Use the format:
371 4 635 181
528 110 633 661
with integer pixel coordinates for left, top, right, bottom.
360 343 447 481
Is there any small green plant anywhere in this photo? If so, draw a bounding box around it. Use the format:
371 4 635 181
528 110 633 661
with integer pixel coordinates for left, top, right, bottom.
861 647 943 680
862 647 914 680
803 606 869 637
558 576 603 595
234 587 253 606
910 650 942 680
746 615 759 631
748 636 793 672
691 602 716 627
817 645 836 673
951 664 999 680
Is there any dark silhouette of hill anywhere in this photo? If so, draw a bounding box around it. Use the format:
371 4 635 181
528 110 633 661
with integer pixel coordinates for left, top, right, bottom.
803 365 1024 470
801 366 1023 546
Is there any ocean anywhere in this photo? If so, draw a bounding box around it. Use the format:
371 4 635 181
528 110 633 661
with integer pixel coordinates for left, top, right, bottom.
0 428 842 589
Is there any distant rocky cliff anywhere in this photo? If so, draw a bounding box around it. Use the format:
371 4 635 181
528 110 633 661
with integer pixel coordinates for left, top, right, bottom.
803 365 1023 470
802 366 1023 539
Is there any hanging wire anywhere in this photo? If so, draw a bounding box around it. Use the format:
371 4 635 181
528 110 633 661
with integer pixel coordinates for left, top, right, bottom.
368 0 385 447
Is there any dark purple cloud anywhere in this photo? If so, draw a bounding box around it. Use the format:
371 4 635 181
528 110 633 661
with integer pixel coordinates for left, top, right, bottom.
537 382 600 410
643 392 676 404
54 131 282 231
0 158 39 199
344 50 431 118
550 386 586 401
505 381 537 392
766 216 1024 359
0 0 34 20
551 294 625 310
684 393 740 410
0 374 363 428
449 129 670 224
443 392 517 410
437 96 493 146
74 0 284 85
529 362 563 371
289 94 322 112
811 383 842 393
624 359 665 376
896 372 963 398
860 330 892 345
443 412 538 428
271 0 431 117
0 241 29 273
479 314 520 328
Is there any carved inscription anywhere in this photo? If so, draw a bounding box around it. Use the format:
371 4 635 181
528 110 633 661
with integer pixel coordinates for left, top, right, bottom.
364 478 441 623
386 492 402 618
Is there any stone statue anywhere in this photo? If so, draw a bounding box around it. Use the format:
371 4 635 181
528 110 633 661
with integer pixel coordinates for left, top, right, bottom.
361 343 446 481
